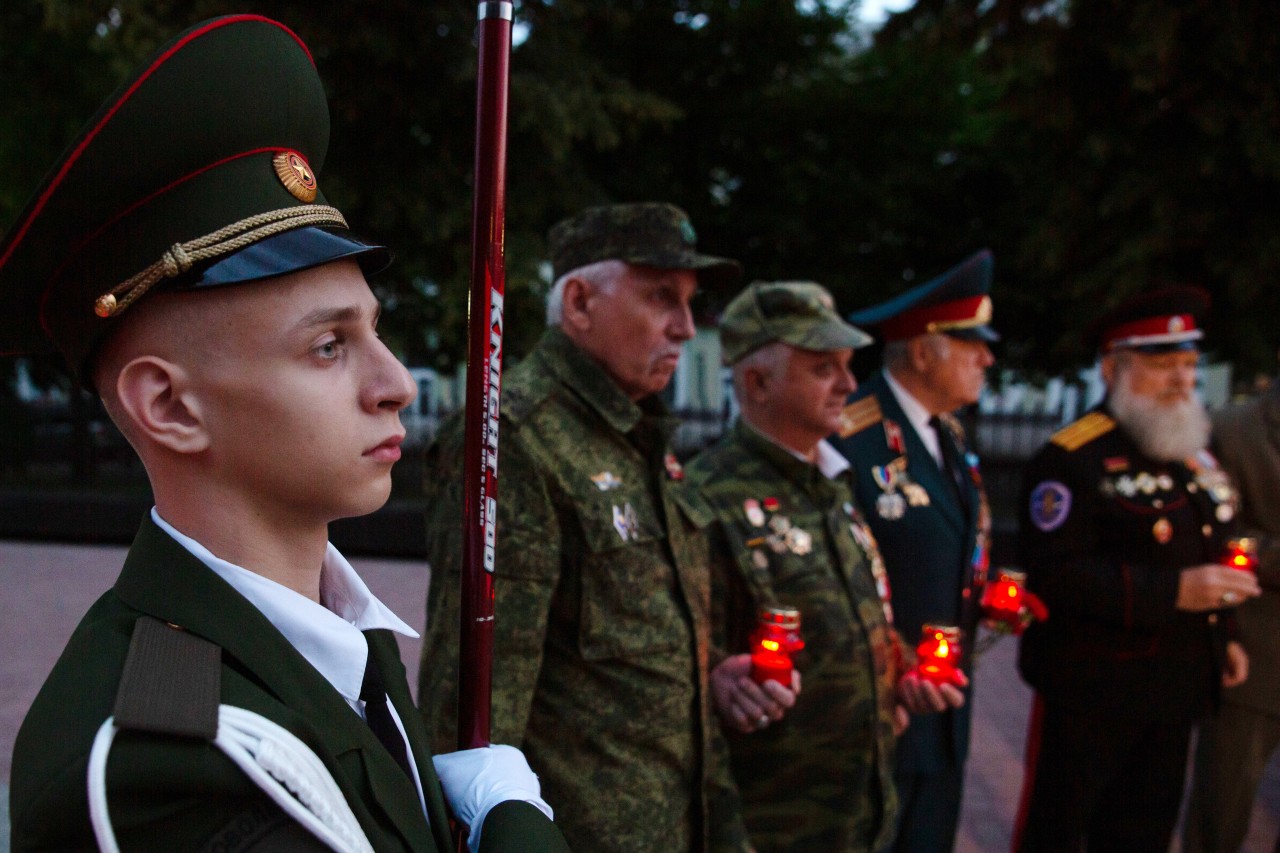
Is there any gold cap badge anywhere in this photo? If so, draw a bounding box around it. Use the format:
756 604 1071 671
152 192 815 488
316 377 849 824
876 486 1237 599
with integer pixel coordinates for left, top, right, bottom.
273 151 318 202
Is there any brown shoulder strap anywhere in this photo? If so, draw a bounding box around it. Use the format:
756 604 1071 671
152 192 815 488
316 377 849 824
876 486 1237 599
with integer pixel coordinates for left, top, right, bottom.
114 615 221 739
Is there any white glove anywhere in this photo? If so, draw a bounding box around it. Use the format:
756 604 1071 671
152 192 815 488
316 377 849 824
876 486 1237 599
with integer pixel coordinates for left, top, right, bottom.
432 744 554 853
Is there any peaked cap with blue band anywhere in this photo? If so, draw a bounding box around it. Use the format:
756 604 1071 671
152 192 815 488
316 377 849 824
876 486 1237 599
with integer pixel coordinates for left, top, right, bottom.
849 249 999 343
0 15 389 378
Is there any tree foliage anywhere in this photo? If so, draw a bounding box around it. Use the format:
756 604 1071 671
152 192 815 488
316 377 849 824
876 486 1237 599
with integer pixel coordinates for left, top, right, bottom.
3 0 1280 380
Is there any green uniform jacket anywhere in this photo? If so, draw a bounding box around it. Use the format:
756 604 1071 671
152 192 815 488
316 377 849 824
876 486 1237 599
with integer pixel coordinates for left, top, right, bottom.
10 516 566 852
689 422 900 853
419 329 746 852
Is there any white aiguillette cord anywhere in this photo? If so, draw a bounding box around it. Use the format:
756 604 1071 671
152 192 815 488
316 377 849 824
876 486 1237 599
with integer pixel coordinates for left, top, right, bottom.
88 707 374 853
86 615 373 853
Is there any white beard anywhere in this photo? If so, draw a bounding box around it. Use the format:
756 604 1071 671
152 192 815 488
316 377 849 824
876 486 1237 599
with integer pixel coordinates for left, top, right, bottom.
1109 378 1211 462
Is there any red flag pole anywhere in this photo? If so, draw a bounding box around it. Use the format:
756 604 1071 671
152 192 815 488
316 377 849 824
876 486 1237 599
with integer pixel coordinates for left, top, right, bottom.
457 0 513 752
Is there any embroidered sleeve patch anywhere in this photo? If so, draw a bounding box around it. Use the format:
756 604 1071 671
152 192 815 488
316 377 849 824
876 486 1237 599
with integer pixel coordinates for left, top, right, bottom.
1030 480 1072 532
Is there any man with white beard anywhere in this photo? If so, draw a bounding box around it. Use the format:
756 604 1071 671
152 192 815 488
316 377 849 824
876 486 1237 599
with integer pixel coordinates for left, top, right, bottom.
1012 285 1260 853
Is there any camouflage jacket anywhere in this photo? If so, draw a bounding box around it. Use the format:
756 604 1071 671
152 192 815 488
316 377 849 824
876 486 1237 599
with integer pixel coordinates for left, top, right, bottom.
419 328 748 852
688 421 901 853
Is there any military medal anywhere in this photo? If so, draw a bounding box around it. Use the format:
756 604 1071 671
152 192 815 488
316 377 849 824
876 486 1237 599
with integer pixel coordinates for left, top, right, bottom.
1188 451 1240 523
590 470 623 491
612 503 639 542
663 453 684 480
785 527 813 555
751 549 769 570
763 497 781 512
872 465 897 492
1104 456 1129 473
769 515 791 534
1153 517 1172 544
903 482 930 507
877 492 906 520
884 420 906 454
744 499 766 527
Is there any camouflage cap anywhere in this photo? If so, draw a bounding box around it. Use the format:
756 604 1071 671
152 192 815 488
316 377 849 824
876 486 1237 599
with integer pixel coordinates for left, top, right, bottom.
720 281 872 365
548 202 741 290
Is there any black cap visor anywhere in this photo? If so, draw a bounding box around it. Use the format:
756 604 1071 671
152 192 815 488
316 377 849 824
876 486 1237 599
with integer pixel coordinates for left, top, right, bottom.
1121 340 1201 355
945 324 1001 343
191 226 391 289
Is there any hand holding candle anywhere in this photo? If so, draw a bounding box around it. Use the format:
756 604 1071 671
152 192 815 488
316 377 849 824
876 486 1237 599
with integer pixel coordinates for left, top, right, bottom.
979 569 1048 635
750 606 804 686
1221 537 1259 574
912 625 967 688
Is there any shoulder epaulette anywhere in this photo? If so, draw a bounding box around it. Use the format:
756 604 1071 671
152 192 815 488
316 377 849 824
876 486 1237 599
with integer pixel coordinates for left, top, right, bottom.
837 396 882 438
114 616 221 739
1050 411 1116 451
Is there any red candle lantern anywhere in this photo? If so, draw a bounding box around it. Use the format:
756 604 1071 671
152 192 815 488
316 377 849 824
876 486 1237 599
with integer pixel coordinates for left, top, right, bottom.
1221 537 1258 574
915 624 965 687
749 606 804 686
981 569 1028 627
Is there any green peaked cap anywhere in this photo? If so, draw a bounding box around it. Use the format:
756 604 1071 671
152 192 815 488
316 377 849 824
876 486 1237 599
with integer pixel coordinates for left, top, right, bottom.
0 14 387 378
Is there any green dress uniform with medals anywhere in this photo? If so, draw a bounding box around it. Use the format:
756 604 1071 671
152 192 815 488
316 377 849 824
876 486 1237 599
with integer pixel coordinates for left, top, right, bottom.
1014 288 1237 852
418 204 750 853
688 282 901 852
828 252 997 853
0 16 564 852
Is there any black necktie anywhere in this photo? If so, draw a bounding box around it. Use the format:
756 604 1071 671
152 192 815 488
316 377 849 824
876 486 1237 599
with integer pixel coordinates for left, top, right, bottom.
360 653 415 780
930 415 969 506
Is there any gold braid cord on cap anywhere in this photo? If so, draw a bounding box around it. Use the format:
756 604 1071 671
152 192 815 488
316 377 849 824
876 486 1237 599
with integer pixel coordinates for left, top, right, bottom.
93 204 348 318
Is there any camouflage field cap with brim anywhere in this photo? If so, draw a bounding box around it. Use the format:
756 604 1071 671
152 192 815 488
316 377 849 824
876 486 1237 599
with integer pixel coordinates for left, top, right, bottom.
548 202 741 290
0 14 390 380
720 281 873 365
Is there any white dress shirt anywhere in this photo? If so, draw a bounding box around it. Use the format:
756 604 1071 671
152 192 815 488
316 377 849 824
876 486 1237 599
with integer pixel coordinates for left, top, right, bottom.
150 507 428 814
883 368 945 469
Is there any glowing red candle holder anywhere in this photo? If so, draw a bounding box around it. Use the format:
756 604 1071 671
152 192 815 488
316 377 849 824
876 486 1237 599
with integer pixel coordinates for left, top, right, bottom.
1221 537 1258 574
914 624 965 687
749 606 804 686
981 569 1027 627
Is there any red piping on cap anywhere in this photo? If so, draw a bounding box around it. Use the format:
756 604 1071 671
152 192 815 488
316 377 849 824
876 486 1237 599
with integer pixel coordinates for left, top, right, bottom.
1101 314 1198 350
36 146 292 338
0 15 311 278
879 295 988 341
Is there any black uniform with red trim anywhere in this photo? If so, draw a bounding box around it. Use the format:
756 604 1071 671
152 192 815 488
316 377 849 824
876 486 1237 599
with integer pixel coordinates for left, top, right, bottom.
1014 403 1238 851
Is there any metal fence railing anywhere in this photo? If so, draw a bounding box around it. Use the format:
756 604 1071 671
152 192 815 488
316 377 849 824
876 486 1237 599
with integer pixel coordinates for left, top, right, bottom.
0 395 1062 559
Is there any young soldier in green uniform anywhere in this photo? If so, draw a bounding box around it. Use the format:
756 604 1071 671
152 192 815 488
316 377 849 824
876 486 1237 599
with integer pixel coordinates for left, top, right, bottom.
2 16 565 852
1015 286 1258 852
689 282 961 852
419 203 750 852
827 251 994 853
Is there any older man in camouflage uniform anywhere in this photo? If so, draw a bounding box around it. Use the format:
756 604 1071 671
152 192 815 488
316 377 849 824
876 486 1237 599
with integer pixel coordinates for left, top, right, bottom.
689 282 925 852
419 203 748 852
